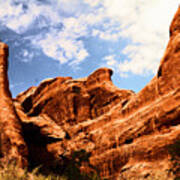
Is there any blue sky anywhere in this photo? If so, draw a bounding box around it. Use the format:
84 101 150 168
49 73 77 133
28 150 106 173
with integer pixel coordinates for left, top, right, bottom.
0 0 179 97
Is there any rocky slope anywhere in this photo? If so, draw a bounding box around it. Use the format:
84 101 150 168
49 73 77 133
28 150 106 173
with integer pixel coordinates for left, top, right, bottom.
0 6 180 180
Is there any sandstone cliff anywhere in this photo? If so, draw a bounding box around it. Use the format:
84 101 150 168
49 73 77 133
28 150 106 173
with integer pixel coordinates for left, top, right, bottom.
0 42 27 167
0 6 180 180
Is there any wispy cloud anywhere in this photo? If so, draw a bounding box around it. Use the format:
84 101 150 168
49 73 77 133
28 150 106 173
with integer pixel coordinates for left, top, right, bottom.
104 55 117 66
10 82 24 89
99 0 180 76
0 0 93 65
0 0 179 76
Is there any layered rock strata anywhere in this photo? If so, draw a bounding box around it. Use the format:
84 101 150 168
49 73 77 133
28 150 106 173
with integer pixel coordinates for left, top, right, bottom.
0 6 180 180
0 43 28 167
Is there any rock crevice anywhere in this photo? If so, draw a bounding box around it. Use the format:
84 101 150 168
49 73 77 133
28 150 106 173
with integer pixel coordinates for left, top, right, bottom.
0 7 180 180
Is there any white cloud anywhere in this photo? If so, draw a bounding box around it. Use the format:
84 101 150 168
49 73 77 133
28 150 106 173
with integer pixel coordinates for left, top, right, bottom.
92 29 121 41
104 55 117 66
0 0 180 76
84 0 101 7
0 0 92 65
0 1 60 33
33 29 89 64
100 0 180 76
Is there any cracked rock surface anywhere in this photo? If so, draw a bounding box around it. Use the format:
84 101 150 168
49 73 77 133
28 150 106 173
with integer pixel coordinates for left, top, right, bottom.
0 7 180 180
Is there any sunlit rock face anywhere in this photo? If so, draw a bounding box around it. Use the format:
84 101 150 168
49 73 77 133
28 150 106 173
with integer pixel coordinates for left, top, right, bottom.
0 7 180 180
0 42 28 167
14 67 134 170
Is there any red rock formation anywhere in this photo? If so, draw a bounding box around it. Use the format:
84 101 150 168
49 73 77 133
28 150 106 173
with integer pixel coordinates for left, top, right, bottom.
14 68 134 168
1 6 180 180
0 42 28 167
16 68 133 126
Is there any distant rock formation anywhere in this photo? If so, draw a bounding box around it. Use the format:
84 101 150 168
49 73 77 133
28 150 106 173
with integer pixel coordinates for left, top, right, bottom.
0 43 28 167
0 6 180 180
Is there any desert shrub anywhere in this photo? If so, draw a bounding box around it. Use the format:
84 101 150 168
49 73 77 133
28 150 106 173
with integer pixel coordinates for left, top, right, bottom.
0 149 101 180
0 163 100 180
0 163 66 180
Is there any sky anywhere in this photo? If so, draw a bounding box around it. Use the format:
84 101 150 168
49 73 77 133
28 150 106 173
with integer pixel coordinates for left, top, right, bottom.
0 0 179 97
